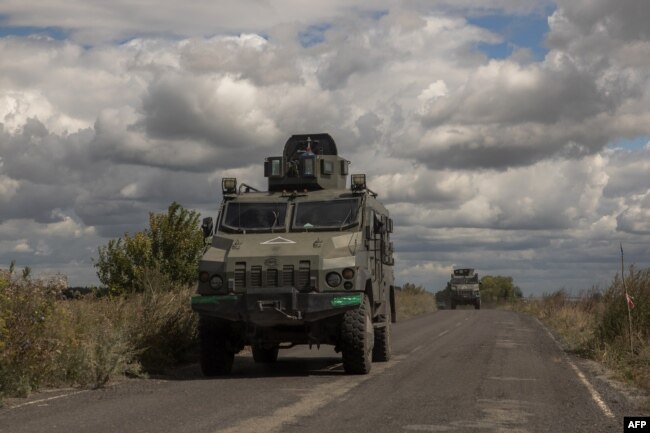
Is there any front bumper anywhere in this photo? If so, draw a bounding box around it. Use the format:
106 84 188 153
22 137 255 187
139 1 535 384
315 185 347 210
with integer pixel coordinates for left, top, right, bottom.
191 287 362 326
451 292 480 305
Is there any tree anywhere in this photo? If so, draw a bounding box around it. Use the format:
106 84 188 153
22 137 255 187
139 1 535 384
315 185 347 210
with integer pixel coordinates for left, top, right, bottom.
95 202 204 294
479 275 523 303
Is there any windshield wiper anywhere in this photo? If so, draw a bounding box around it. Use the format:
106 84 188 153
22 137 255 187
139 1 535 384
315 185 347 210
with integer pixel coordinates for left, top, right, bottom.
271 210 280 233
339 208 353 231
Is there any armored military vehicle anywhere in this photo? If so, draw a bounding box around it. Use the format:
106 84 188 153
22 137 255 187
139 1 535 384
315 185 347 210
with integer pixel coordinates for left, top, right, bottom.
446 268 481 310
191 133 396 375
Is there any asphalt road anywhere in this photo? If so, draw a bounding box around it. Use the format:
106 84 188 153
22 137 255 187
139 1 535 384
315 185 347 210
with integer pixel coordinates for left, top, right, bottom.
1 309 644 433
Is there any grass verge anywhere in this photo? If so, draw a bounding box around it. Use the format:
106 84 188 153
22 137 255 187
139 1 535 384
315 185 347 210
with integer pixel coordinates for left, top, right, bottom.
396 283 437 320
515 267 650 402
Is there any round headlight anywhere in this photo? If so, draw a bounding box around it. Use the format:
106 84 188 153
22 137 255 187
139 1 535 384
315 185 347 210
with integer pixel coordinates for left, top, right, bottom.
209 275 224 290
199 271 209 282
342 268 355 280
326 272 342 287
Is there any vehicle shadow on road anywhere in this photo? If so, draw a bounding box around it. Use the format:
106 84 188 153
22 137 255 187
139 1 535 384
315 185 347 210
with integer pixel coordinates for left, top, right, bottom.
155 355 346 381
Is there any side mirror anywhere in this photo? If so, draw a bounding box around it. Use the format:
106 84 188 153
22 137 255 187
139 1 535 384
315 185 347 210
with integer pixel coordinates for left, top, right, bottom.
201 217 214 239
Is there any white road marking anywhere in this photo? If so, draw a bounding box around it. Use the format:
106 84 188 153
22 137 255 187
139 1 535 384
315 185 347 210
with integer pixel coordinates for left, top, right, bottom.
7 390 89 409
535 318 615 419
437 330 449 338
411 345 424 353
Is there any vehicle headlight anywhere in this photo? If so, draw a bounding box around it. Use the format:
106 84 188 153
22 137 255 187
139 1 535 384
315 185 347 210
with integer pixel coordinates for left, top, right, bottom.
326 272 342 288
209 275 224 290
342 268 355 280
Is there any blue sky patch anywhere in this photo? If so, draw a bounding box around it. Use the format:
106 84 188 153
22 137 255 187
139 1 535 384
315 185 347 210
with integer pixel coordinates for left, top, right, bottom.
469 10 553 61
0 15 68 40
299 23 332 48
609 135 650 150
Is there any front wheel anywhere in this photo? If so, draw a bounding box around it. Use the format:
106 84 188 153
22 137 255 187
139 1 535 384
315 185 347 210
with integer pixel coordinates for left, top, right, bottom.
199 318 235 376
341 295 374 374
475 300 481 310
372 308 391 362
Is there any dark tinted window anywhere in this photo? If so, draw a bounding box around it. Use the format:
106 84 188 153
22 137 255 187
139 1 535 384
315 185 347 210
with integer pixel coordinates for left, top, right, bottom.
222 203 287 231
293 199 359 230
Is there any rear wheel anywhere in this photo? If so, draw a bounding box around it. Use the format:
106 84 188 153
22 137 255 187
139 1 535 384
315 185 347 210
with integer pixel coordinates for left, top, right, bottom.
372 308 391 362
475 300 481 310
341 295 374 374
451 300 457 310
199 318 235 376
252 344 279 363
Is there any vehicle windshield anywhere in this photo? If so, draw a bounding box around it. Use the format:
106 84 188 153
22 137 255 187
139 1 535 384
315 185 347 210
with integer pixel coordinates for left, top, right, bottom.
221 202 288 232
293 199 360 230
452 283 478 290
451 277 478 285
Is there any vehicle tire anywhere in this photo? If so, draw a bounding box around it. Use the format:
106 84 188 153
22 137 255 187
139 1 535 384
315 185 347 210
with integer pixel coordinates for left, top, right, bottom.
372 308 391 362
475 300 481 310
252 344 279 363
341 295 374 374
199 318 235 376
451 300 457 310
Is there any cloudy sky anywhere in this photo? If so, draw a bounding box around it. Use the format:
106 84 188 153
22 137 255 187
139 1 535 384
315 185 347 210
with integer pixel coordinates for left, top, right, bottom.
1 0 649 295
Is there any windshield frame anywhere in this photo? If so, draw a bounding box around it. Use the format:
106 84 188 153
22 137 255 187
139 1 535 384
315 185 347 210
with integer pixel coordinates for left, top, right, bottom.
291 198 361 232
219 201 289 233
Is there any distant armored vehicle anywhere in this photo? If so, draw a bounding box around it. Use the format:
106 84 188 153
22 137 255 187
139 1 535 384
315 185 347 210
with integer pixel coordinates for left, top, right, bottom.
446 268 481 310
191 134 396 375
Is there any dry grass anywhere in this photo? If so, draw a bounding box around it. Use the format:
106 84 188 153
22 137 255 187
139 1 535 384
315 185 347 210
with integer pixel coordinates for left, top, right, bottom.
396 284 437 320
0 267 196 401
516 271 650 396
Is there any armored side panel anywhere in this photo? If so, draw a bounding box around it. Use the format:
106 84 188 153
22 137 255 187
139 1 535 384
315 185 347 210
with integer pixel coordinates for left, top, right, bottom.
265 133 349 192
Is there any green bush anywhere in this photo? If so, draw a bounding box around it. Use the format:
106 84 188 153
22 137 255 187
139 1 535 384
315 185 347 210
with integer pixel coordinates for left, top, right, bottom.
95 202 204 295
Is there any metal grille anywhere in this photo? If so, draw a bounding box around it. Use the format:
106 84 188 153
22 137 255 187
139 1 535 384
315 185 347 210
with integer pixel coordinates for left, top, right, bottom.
235 262 246 289
267 268 278 287
251 265 262 287
297 260 310 289
282 265 294 287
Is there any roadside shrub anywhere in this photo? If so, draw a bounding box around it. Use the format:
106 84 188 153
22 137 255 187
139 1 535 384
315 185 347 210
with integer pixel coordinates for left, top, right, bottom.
0 264 196 399
126 267 197 372
598 267 650 348
0 272 68 396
